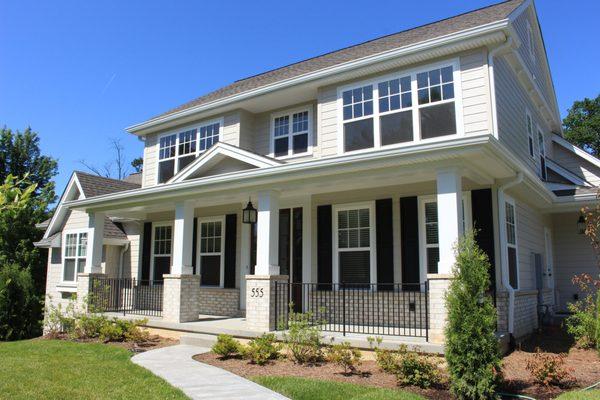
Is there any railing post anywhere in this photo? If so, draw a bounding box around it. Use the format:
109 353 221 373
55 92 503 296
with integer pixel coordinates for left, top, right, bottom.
425 280 429 342
342 283 346 337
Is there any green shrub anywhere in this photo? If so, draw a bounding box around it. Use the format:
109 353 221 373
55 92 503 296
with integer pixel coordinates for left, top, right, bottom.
212 334 241 358
71 313 110 339
326 340 362 374
394 345 439 389
565 273 599 351
282 310 323 364
242 333 281 365
44 294 77 336
375 348 401 374
445 231 501 399
98 323 124 342
0 264 42 340
119 319 150 343
525 349 575 387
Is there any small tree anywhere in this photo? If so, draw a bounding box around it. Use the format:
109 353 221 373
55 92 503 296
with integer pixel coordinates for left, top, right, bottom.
445 231 501 399
0 264 42 340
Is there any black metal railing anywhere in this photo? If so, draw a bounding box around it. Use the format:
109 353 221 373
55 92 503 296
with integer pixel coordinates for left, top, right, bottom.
89 277 163 317
275 282 428 338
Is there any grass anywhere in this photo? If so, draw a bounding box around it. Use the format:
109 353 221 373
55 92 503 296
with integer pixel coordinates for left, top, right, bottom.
556 390 600 399
0 339 187 400
252 376 425 400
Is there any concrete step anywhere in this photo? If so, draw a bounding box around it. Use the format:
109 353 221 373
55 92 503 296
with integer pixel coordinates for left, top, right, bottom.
180 332 220 348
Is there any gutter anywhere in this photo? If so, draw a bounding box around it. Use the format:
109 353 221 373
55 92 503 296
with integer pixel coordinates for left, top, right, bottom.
487 36 514 138
497 172 524 335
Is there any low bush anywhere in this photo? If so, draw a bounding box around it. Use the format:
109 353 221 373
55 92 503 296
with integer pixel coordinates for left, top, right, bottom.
212 334 241 359
565 273 599 351
242 333 281 365
525 349 576 387
368 336 402 375
394 346 440 389
282 310 323 364
70 313 110 340
0 264 42 340
325 340 362 374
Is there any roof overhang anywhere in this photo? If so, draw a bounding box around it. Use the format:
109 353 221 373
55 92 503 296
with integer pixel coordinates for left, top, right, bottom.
42 172 84 239
552 134 600 170
127 20 510 136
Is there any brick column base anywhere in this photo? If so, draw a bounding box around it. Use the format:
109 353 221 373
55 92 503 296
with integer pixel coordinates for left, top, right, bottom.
163 274 201 323
245 275 288 332
76 273 106 313
427 274 452 344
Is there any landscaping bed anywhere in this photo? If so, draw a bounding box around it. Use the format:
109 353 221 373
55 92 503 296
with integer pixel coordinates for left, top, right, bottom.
45 331 178 353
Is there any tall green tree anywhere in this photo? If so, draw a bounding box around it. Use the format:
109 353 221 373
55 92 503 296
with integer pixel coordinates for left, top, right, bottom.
0 127 57 294
563 94 600 156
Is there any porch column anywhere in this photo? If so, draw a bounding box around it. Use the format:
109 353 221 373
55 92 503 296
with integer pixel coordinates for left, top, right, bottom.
163 200 200 323
428 168 463 344
172 200 194 275
246 190 288 331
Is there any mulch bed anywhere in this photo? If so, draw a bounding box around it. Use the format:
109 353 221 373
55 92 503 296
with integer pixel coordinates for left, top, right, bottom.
44 333 179 353
193 328 600 400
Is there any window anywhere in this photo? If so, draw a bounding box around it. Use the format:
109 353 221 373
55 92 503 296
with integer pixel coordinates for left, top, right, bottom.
505 199 519 289
63 231 87 282
198 218 224 287
338 61 460 154
537 128 547 180
334 204 374 286
151 224 172 281
272 109 311 158
157 120 222 183
526 111 534 157
342 86 374 152
417 66 456 139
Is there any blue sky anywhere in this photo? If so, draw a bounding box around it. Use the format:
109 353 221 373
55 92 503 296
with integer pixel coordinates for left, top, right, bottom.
1 0 599 195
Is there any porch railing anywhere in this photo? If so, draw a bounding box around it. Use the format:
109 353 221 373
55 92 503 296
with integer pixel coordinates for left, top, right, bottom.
89 277 163 317
275 282 429 339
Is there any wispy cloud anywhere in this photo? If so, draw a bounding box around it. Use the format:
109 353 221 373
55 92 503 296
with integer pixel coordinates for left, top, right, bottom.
100 73 117 95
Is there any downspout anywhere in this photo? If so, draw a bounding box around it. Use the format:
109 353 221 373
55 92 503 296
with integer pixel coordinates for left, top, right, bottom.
497 172 523 336
118 242 130 279
488 36 514 138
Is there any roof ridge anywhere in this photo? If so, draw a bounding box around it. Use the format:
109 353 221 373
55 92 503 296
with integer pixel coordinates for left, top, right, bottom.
74 170 141 186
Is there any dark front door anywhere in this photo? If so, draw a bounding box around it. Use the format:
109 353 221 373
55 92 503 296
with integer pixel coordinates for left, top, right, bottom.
279 208 303 312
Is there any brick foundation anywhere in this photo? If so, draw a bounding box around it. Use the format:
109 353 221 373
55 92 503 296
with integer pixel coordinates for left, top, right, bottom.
198 287 241 317
245 275 288 332
427 274 452 344
162 274 201 323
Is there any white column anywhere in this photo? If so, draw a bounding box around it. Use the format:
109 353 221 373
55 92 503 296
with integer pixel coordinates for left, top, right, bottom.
436 168 463 275
85 211 105 273
255 190 280 275
239 205 251 309
172 200 194 275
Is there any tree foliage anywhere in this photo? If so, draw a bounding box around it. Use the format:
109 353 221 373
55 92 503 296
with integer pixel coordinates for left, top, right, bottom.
445 232 501 399
0 263 42 340
563 94 600 156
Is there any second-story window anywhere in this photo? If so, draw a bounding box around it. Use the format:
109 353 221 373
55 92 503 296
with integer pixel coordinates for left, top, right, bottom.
342 86 374 152
537 128 547 180
378 76 413 145
526 111 534 158
157 120 221 183
417 66 456 139
272 109 311 158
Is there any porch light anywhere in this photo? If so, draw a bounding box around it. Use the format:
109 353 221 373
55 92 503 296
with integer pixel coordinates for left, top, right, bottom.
577 214 586 235
243 199 257 224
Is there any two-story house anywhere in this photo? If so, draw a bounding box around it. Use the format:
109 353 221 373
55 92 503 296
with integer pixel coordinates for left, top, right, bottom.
37 0 600 346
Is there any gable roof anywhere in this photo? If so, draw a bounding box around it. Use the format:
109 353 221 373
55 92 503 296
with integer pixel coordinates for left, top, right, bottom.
75 171 140 197
168 142 281 183
133 0 523 128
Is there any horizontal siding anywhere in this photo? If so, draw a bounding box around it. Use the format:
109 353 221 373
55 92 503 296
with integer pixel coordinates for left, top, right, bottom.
552 212 598 312
62 209 89 231
222 112 240 147
238 109 255 151
460 50 491 135
551 144 600 186
123 222 141 280
142 133 158 187
318 86 339 158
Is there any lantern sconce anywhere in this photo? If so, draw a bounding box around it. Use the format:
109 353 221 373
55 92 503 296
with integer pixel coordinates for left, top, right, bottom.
242 198 257 225
577 214 586 235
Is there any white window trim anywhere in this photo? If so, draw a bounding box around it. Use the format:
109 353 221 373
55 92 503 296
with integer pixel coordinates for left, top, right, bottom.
197 216 226 288
526 21 536 64
61 228 89 285
417 193 472 283
156 117 224 184
269 106 313 159
504 196 519 290
332 202 377 287
150 221 173 282
336 58 464 155
525 109 534 158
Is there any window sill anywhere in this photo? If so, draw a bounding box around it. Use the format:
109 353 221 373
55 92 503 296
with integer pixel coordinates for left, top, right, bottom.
57 284 77 293
273 151 313 161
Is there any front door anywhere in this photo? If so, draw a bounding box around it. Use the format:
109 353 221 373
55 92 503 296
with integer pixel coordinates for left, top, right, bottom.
279 208 303 312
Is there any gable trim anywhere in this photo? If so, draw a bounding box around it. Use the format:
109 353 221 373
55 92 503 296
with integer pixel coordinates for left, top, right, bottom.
43 172 86 239
552 134 600 170
168 142 281 184
545 158 591 187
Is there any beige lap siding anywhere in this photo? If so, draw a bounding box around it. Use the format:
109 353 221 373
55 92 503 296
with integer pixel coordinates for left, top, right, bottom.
551 144 600 186
198 288 242 317
460 49 492 135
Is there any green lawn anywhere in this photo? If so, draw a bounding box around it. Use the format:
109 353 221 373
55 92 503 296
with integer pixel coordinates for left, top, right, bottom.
252 376 424 400
557 390 600 399
0 339 187 400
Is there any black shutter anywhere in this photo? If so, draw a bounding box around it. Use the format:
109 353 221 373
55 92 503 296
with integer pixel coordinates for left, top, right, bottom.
292 207 303 312
140 222 152 281
191 217 198 275
471 189 496 290
400 197 420 291
224 214 237 288
376 199 394 290
317 205 332 290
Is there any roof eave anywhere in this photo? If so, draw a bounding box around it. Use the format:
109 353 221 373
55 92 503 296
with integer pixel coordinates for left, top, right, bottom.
126 19 510 136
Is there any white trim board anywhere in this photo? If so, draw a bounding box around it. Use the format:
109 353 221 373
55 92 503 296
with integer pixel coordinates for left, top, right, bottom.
552 134 600 170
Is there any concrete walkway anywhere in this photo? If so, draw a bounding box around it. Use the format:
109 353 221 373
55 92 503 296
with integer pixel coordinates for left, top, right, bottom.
132 345 289 400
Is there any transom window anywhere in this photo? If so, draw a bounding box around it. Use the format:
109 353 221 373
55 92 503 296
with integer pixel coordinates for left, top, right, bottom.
505 199 519 289
158 120 222 183
198 219 225 287
63 231 87 282
339 62 459 153
272 109 311 158
152 224 172 281
335 205 374 286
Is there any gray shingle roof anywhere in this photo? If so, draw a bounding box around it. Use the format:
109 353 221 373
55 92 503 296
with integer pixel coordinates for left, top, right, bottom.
154 0 523 120
75 171 140 198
